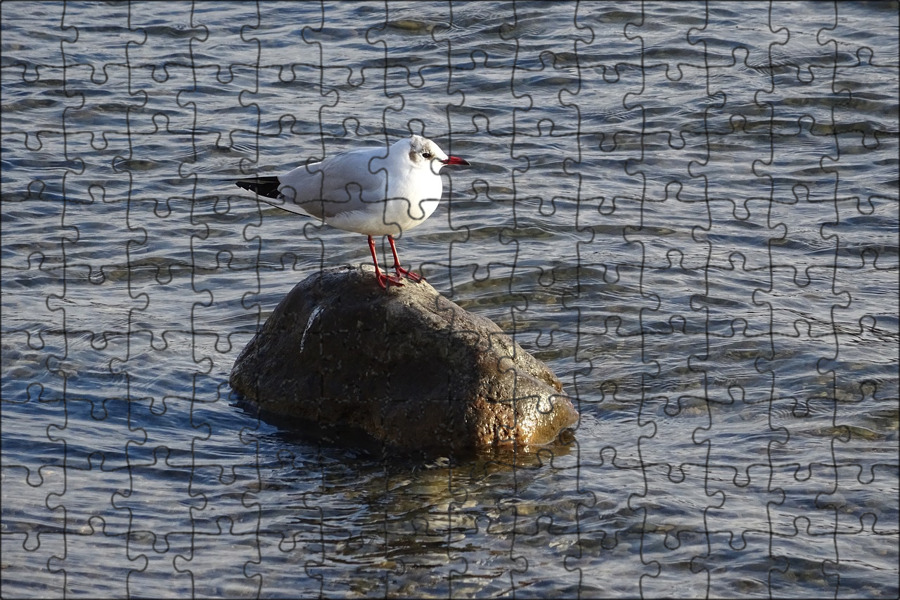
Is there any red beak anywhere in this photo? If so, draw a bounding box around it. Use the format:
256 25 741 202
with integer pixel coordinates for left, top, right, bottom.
441 155 470 166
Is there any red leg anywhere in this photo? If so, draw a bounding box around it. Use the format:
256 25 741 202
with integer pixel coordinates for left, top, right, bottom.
387 235 423 283
368 235 403 288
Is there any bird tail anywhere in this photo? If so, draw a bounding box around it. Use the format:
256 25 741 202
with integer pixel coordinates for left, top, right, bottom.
235 176 281 199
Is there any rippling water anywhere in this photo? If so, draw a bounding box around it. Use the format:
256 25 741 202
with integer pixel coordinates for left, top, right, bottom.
2 1 898 598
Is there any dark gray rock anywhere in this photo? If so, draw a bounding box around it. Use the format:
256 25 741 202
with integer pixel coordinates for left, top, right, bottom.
230 265 579 455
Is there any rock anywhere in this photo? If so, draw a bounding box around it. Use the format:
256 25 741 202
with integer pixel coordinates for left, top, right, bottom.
230 265 579 455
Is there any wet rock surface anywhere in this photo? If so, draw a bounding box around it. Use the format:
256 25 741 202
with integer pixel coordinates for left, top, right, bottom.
230 265 579 455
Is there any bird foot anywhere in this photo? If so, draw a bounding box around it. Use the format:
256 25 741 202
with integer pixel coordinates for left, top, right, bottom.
375 270 405 289
393 265 424 283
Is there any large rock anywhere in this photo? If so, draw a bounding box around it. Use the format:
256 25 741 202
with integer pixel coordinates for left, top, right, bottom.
230 265 578 455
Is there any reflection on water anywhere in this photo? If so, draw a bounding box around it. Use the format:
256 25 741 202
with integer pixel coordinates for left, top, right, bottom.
252 428 586 598
2 1 898 598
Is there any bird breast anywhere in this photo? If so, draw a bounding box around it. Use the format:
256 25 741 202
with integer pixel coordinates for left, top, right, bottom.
372 167 443 234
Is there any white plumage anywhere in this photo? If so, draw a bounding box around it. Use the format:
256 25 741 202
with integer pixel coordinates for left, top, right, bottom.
236 135 469 288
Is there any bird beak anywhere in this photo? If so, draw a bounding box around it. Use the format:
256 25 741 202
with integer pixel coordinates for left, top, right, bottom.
441 156 470 167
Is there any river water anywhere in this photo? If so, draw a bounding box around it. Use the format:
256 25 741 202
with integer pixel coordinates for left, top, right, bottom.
2 1 898 598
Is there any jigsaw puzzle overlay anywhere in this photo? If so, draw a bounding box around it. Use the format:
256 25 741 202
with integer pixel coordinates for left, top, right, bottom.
2 1 898 598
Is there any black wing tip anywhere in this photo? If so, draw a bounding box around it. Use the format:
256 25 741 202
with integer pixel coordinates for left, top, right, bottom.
235 176 281 199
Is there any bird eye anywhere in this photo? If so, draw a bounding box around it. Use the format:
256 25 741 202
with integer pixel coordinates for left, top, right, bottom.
422 151 433 159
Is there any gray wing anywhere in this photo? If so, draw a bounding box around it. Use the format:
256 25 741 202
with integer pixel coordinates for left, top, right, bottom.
278 148 389 220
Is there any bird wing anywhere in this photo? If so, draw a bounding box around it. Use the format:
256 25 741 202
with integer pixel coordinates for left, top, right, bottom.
278 147 391 221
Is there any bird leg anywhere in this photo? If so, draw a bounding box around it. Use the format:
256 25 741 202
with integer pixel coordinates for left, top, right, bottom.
368 235 404 289
388 235 423 283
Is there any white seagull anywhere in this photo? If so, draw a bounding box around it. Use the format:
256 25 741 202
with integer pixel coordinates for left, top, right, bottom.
236 134 469 289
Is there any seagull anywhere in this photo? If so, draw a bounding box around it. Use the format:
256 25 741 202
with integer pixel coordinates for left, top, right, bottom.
235 134 469 289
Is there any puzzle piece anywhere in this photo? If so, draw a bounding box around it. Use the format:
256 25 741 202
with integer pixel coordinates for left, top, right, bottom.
2 2 898 598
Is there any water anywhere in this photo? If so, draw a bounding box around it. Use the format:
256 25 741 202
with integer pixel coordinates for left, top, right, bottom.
2 1 898 598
